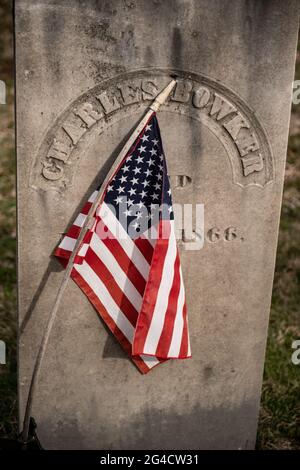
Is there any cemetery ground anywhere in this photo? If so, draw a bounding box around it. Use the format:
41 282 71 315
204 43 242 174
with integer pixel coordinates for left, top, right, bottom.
0 1 299 449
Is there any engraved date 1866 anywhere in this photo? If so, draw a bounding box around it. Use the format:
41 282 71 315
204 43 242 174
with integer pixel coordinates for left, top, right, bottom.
207 226 243 243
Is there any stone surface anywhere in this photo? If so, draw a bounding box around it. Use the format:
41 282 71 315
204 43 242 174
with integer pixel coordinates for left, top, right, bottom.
15 0 299 449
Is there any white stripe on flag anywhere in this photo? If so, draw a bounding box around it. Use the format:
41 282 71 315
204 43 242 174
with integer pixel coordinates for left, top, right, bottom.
77 243 89 258
140 355 160 368
58 236 89 258
58 236 76 252
73 213 86 227
90 233 143 312
88 190 99 203
142 222 177 355
167 266 185 357
187 322 191 357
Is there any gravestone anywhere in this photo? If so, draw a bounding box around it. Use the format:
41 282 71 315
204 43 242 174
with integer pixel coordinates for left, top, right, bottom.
15 0 299 449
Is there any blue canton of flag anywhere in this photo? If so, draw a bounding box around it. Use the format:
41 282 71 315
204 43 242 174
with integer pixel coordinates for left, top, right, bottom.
104 115 174 238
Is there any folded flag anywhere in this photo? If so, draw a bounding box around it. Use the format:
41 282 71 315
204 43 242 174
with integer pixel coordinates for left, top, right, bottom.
54 113 191 373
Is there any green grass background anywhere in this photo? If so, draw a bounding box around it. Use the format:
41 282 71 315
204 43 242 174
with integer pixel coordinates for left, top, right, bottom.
0 0 299 448
0 0 17 440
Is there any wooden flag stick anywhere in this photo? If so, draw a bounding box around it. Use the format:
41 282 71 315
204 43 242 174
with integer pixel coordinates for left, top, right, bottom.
20 77 177 446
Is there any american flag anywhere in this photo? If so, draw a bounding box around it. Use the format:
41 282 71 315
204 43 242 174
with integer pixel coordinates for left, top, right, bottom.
55 113 191 373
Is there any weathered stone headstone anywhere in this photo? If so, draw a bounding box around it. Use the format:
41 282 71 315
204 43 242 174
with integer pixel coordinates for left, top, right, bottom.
15 0 299 449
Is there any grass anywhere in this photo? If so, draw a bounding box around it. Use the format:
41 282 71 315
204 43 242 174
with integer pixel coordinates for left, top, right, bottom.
0 0 17 437
0 0 17 440
0 0 299 448
256 100 300 449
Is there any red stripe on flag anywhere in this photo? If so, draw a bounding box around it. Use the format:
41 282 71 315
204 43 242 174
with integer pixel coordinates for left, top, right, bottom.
54 247 73 262
67 225 81 240
134 237 154 265
81 202 93 215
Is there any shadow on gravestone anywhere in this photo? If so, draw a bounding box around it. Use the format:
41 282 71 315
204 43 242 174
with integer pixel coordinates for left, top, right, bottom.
36 399 259 450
